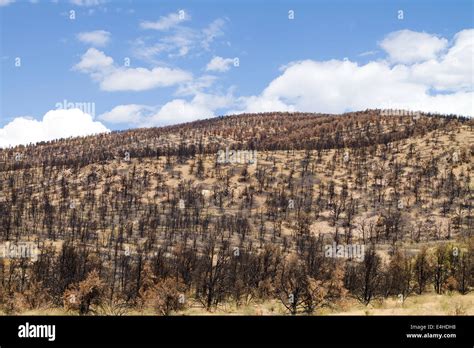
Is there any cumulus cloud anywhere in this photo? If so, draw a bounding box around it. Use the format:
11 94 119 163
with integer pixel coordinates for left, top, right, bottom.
0 108 109 148
77 30 111 47
234 95 295 114
236 29 473 117
408 29 473 92
98 104 152 125
151 92 232 124
100 67 191 92
140 11 189 31
206 56 234 72
99 91 232 127
380 30 448 64
151 99 214 124
73 47 113 73
73 48 191 91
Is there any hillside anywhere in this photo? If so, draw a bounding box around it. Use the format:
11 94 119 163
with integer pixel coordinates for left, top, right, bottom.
0 110 472 315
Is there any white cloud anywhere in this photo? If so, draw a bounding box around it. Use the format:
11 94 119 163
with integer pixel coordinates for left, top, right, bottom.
0 0 15 6
98 101 209 127
131 39 167 63
151 99 214 124
236 29 473 117
159 28 197 57
202 18 226 50
134 17 227 61
0 109 109 148
149 92 231 125
100 91 232 127
380 30 448 64
140 11 189 31
73 47 113 73
98 104 151 124
100 67 191 92
73 48 191 91
70 0 105 6
408 29 474 92
132 28 199 62
176 75 218 96
234 95 295 114
206 56 234 72
147 91 231 125
77 30 111 47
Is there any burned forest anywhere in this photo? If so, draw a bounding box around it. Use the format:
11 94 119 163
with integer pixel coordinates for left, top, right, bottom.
0 110 472 315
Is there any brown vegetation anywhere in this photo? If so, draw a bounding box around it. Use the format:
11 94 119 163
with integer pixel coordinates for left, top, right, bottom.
0 110 472 315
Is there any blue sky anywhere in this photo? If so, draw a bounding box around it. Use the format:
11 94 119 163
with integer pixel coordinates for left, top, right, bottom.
0 0 473 147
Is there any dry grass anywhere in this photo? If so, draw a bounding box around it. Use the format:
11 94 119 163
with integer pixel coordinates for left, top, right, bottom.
2 292 472 316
